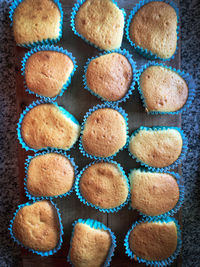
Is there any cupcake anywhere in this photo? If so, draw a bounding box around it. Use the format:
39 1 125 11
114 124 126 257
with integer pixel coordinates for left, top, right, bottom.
22 46 76 99
129 126 186 170
129 169 183 217
25 151 77 199
10 200 63 255
10 0 63 47
138 64 189 113
76 161 129 212
127 1 178 60
84 50 137 103
18 101 80 151
124 218 182 265
68 218 116 267
71 0 125 50
80 104 128 159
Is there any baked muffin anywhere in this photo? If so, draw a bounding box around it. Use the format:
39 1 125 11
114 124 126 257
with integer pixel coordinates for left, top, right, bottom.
69 219 115 267
129 127 183 169
128 1 178 59
11 200 62 253
24 49 75 98
126 219 179 263
20 102 80 151
85 52 133 102
139 65 189 113
12 0 62 46
73 0 124 50
81 106 128 158
77 161 129 211
26 152 75 198
129 169 180 216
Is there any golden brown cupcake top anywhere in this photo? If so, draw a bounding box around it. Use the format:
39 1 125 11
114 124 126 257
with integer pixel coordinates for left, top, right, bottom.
82 108 127 157
129 128 183 168
70 222 111 267
140 66 188 112
13 200 60 252
129 2 177 59
25 51 74 98
21 104 80 150
80 162 128 209
86 53 133 101
75 0 124 50
129 221 177 261
13 0 61 45
27 153 75 197
129 169 180 216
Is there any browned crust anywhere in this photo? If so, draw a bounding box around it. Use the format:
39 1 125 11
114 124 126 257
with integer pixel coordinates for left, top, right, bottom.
80 162 128 209
25 51 74 98
13 201 60 252
129 221 178 261
70 223 111 267
130 2 177 59
82 108 127 157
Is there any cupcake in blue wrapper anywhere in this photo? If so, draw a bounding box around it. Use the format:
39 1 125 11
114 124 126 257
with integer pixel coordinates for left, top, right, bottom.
9 0 63 48
124 217 182 266
68 218 116 267
83 49 137 104
126 0 179 60
128 126 188 171
75 160 130 213
79 103 129 160
24 149 78 200
17 99 81 152
21 45 77 100
137 61 195 114
9 200 63 256
71 0 126 51
129 168 184 218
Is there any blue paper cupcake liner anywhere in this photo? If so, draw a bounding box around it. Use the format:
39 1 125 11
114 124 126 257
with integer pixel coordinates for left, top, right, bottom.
124 217 182 266
128 168 184 218
126 0 179 61
82 48 137 104
24 149 78 200
136 61 196 114
9 0 63 48
9 199 64 256
17 99 80 152
79 103 129 160
70 0 126 51
128 126 188 172
67 218 117 267
21 45 77 101
75 159 130 213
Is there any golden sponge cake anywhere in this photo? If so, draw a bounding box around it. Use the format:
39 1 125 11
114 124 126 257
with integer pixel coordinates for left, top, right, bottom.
139 66 188 112
86 53 133 101
74 0 124 50
20 103 80 150
79 162 129 210
25 50 74 98
12 201 60 252
129 1 177 59
27 152 75 197
82 107 127 158
129 127 183 168
12 0 62 46
129 169 180 216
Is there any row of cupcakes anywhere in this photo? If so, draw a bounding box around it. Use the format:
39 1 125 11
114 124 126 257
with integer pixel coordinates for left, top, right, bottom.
9 199 182 266
20 45 194 112
17 100 188 170
22 149 184 217
10 0 179 60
